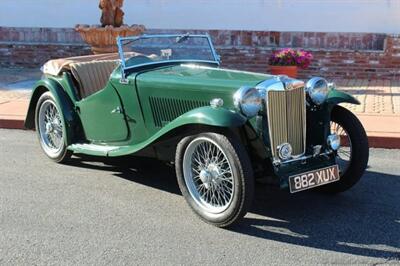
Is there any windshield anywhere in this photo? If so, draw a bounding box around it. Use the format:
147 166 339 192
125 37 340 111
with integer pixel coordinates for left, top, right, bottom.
117 34 219 71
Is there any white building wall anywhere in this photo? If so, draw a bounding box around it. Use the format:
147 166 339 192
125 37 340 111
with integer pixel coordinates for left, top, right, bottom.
1 0 400 34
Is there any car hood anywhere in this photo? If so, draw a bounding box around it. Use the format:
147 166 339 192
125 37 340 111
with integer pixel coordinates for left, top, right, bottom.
135 64 273 92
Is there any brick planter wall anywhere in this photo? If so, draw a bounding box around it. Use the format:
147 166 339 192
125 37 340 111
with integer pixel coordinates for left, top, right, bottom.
1 27 400 79
0 28 91 68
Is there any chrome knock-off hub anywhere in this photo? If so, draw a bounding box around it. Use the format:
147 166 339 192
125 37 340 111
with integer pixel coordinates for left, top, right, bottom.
199 163 221 189
45 123 53 134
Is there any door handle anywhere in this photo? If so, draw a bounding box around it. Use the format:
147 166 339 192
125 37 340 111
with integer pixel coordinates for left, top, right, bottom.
111 106 123 114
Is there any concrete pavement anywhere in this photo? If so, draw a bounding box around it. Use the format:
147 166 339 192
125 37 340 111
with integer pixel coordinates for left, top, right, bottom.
0 129 399 265
0 67 399 148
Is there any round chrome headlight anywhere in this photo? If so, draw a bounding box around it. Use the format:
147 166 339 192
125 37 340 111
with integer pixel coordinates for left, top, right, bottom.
306 77 331 105
233 86 262 117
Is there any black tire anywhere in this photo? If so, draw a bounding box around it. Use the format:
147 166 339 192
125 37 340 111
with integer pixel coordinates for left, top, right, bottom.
35 91 72 163
175 132 254 227
321 105 369 193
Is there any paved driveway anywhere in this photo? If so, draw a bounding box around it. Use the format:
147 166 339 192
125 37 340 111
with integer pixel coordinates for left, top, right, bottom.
0 129 399 265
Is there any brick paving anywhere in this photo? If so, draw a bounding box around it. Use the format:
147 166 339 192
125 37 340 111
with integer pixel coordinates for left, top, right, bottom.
0 68 39 102
0 90 31 101
0 68 399 148
0 69 398 116
0 68 40 129
333 79 400 115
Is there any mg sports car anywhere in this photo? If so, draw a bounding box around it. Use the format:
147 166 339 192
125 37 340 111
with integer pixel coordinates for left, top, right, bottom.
25 34 369 227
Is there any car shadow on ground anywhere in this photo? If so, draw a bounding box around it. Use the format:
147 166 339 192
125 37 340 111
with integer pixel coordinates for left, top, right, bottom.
236 175 400 260
65 155 400 260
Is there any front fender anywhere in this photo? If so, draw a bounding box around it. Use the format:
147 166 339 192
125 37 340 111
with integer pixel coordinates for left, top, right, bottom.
166 106 247 129
326 89 360 105
107 106 247 157
24 77 78 145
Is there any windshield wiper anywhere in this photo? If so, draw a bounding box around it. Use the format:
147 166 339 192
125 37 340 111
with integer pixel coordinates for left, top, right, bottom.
176 33 190 43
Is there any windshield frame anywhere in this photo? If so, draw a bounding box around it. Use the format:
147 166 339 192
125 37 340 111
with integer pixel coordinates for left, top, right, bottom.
116 34 220 81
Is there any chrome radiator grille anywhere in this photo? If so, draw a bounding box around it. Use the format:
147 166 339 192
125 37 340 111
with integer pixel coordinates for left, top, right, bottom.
267 87 306 157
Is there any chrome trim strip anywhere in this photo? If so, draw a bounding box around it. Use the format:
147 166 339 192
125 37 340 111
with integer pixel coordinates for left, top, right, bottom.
118 33 215 41
123 60 219 72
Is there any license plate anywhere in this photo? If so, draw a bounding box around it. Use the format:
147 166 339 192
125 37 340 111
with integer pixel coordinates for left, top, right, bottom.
289 165 340 193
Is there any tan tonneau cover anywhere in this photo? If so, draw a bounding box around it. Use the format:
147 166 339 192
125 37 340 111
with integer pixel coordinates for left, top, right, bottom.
41 53 123 76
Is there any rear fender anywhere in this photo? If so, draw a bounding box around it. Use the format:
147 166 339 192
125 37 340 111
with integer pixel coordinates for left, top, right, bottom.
24 78 78 145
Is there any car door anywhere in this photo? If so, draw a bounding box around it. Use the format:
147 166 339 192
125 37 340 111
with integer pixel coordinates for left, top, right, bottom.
76 82 129 142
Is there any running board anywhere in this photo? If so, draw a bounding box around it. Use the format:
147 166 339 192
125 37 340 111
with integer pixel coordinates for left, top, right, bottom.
68 143 125 156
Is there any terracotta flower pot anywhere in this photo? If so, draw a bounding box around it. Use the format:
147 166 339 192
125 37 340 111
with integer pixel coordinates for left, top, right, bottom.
75 24 145 54
269 65 298 78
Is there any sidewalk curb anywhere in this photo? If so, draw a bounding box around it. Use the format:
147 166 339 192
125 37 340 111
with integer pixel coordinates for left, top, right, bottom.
1 118 399 149
0 118 25 130
367 136 400 149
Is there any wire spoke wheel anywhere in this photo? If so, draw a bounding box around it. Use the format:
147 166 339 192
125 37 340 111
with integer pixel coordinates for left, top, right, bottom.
38 99 64 157
176 132 254 227
183 137 234 214
330 121 352 175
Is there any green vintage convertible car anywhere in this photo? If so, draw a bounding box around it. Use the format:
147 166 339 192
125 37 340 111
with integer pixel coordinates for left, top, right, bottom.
25 34 369 227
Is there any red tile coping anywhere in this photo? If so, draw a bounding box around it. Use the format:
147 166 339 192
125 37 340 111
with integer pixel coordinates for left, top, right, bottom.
0 116 25 129
367 136 400 149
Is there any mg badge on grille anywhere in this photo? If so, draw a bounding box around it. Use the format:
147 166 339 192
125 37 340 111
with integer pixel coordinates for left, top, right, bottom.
277 143 293 160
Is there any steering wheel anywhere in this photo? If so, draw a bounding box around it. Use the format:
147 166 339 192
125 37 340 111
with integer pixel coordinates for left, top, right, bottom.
125 55 153 67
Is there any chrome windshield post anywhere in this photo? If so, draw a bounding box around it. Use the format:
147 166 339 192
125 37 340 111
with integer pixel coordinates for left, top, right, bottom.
206 34 220 65
116 36 128 84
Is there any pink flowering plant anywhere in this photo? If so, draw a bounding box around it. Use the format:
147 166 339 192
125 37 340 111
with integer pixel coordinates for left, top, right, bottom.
268 48 313 69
